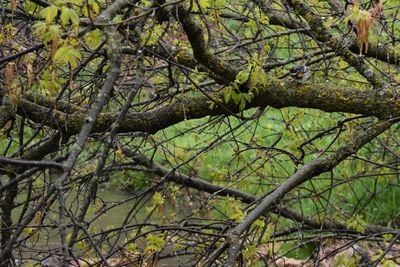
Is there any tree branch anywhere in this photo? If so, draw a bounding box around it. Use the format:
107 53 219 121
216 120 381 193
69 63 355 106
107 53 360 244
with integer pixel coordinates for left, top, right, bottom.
0 157 63 170
176 5 238 82
17 78 400 136
225 118 397 266
125 149 397 236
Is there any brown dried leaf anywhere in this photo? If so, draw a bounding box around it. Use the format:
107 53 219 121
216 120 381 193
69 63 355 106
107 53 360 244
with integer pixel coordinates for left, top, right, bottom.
27 63 33 86
356 11 371 54
371 0 383 24
5 62 15 90
11 0 17 13
50 38 59 61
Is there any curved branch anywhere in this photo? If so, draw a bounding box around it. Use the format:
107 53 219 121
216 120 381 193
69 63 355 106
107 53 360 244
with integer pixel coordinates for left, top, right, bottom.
176 5 238 82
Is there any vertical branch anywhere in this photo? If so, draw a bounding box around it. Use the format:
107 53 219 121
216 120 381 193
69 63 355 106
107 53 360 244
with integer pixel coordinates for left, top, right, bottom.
55 1 132 265
67 15 147 249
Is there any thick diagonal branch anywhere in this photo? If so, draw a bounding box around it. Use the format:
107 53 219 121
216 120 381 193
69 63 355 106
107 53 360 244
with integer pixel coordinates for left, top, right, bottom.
226 119 396 266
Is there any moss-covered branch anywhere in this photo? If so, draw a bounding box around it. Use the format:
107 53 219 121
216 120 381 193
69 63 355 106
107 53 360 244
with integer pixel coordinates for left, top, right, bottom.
17 78 400 136
176 6 238 82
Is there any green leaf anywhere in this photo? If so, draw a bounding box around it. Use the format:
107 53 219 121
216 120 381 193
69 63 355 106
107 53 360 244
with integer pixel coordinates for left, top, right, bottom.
224 88 232 103
199 0 211 9
152 192 164 206
383 234 394 242
141 0 152 7
89 0 100 14
60 6 79 27
24 1 39 15
261 223 274 243
47 24 61 41
259 13 269 25
149 24 164 45
33 23 61 44
253 219 265 228
286 242 318 260
83 0 101 18
60 7 69 26
243 244 258 259
112 15 123 23
142 24 165 46
243 93 252 102
84 29 103 48
40 68 65 96
32 22 47 38
239 97 246 110
382 260 397 267
346 215 366 233
248 65 267 91
231 91 240 105
145 233 166 253
208 101 216 110
53 45 82 67
40 5 58 24
126 242 137 252
229 207 245 222
75 240 87 250
235 70 250 85
25 262 36 267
